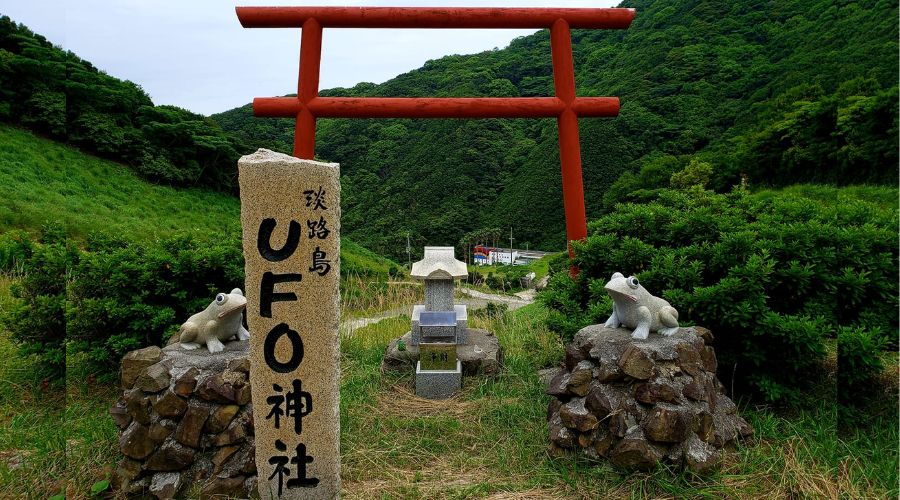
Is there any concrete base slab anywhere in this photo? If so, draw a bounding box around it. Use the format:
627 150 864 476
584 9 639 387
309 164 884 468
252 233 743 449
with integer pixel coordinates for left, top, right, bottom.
415 360 461 399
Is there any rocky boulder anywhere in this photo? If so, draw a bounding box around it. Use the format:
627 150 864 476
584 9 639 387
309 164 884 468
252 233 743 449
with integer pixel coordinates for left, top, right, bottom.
546 325 753 472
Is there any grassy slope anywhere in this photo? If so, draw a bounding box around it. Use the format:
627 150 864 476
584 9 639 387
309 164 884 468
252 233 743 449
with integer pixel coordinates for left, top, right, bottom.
0 123 397 275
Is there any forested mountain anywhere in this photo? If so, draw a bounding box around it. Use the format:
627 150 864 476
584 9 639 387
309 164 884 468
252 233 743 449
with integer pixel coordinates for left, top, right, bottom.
213 0 898 259
0 16 247 192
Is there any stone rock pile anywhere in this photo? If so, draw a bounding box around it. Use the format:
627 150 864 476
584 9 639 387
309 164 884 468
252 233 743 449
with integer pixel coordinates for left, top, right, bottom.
109 342 256 498
546 325 753 472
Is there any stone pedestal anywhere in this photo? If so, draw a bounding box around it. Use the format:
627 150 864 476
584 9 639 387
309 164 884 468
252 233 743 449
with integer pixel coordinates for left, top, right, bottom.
383 328 503 376
110 342 256 499
415 360 462 399
545 325 753 472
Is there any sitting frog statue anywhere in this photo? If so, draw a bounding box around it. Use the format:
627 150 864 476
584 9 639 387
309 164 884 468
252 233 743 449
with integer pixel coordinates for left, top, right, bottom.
604 272 679 340
178 288 251 353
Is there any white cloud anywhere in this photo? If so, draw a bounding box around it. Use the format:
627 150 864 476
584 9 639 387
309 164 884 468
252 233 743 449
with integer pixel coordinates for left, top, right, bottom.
0 0 618 115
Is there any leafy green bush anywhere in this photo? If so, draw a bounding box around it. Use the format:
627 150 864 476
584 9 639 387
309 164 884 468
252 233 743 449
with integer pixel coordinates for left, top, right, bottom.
1 236 74 380
541 188 898 402
66 234 244 375
838 327 886 396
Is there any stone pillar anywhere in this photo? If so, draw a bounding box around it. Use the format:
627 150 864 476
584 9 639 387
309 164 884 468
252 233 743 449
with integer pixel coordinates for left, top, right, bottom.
424 278 454 311
239 149 340 499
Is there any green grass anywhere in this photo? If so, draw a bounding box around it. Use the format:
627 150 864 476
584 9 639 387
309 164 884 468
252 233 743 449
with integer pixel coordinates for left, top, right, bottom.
0 123 242 242
337 304 898 498
1 282 896 497
0 124 399 276
752 183 899 211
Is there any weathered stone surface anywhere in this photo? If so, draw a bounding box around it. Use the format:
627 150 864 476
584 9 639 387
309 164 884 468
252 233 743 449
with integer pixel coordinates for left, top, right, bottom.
136 361 171 393
618 344 654 379
206 404 239 434
700 346 717 372
683 433 720 473
564 343 587 371
109 399 132 429
634 379 681 404
120 422 157 460
173 367 199 397
121 346 162 389
212 445 240 473
149 472 182 499
548 414 575 449
124 388 151 425
174 404 209 448
196 373 236 403
546 371 570 397
148 419 176 442
610 429 664 470
547 325 753 473
240 150 341 499
642 404 689 443
125 477 150 495
153 390 187 418
146 441 196 471
201 475 247 498
117 457 142 480
559 397 599 432
215 418 247 446
566 363 593 396
382 328 503 376
227 357 250 374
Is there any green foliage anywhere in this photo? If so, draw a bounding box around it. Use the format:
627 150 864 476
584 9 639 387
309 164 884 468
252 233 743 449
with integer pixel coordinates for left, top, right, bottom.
0 16 249 192
540 187 898 402
90 479 110 496
838 326 886 395
213 0 898 257
0 233 74 380
66 234 245 373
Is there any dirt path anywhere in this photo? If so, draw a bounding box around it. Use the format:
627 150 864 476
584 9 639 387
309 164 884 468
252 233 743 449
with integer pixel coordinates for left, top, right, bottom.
341 286 536 336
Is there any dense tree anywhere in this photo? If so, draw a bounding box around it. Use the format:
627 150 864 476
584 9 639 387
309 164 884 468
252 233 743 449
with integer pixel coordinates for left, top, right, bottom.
0 16 249 192
213 0 898 259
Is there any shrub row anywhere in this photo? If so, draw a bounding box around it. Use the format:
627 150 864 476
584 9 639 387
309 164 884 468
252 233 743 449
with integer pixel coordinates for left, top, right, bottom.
540 188 897 402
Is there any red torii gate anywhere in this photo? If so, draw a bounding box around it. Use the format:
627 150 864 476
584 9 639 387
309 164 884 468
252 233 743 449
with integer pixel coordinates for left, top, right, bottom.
236 6 635 273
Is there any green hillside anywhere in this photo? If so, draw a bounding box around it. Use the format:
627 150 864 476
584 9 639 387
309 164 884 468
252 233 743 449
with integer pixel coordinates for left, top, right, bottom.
213 0 898 259
0 123 396 275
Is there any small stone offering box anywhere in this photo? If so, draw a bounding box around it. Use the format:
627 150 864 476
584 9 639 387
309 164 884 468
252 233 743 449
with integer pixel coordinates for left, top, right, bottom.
239 149 340 499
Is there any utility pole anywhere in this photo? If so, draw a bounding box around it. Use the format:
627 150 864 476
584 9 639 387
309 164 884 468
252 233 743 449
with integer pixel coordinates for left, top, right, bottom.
406 232 411 269
509 226 515 265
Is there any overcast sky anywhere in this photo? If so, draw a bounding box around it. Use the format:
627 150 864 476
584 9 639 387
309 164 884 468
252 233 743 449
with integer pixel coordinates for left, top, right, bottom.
0 0 617 115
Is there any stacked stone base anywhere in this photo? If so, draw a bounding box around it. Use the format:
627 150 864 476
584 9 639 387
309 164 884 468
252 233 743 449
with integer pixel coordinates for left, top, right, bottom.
382 328 503 376
546 325 753 472
109 342 256 498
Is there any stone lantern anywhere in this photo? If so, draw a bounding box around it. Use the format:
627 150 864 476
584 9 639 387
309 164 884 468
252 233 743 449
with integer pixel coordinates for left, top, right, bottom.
410 247 468 398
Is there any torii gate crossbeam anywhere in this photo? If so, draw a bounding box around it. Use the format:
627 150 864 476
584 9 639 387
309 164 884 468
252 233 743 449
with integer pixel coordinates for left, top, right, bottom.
237 6 635 274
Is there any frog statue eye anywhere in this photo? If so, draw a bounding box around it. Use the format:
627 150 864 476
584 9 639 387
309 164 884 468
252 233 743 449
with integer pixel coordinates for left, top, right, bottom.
215 293 227 305
627 276 640 289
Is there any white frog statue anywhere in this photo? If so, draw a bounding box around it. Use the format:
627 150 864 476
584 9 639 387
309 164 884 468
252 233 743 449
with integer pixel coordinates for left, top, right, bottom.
177 288 251 353
603 272 679 340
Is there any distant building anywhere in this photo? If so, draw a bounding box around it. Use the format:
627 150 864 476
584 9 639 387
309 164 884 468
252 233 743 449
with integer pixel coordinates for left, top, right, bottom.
473 245 520 266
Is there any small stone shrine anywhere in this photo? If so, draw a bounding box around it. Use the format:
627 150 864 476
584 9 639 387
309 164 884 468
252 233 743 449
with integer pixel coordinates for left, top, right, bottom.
110 342 256 499
546 325 753 472
381 247 503 398
410 247 467 398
